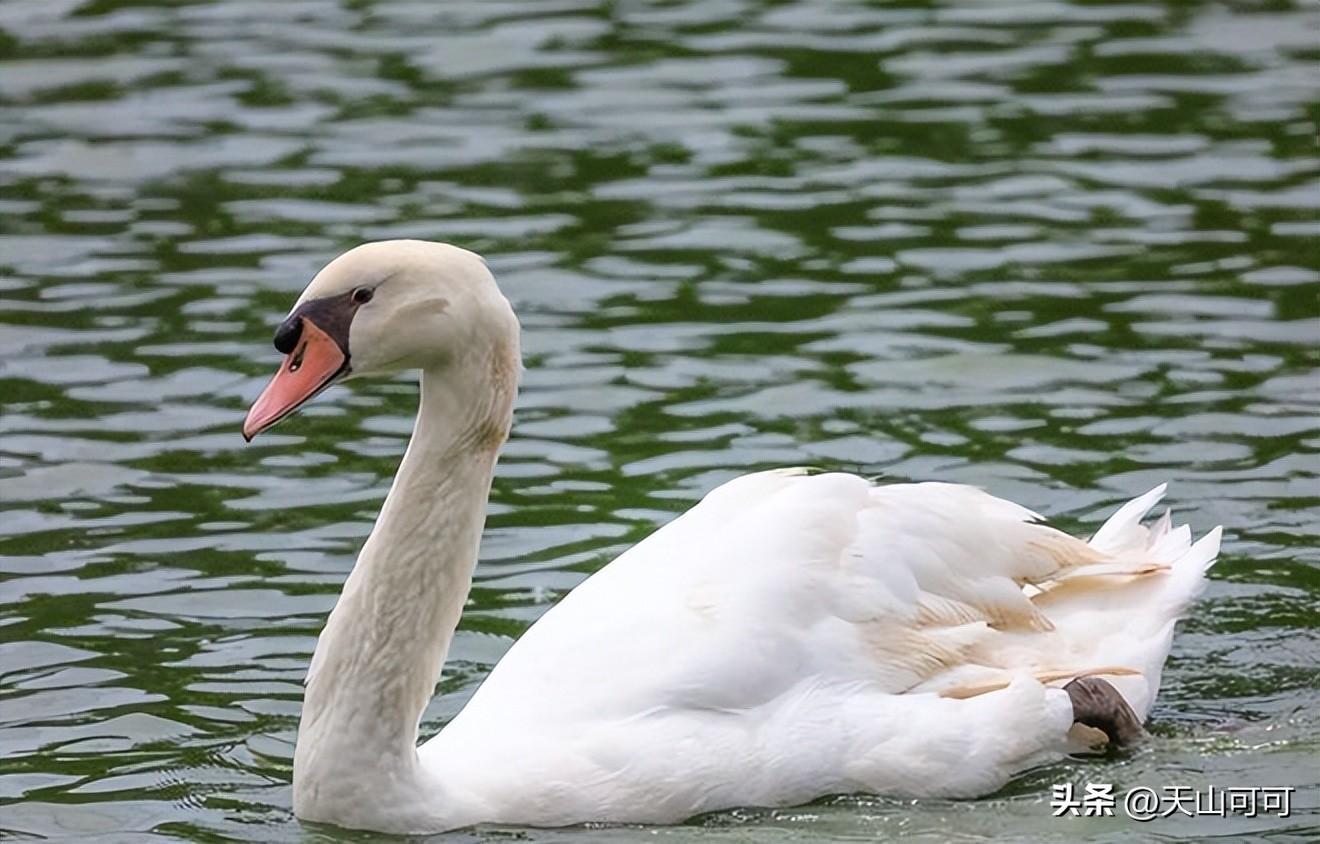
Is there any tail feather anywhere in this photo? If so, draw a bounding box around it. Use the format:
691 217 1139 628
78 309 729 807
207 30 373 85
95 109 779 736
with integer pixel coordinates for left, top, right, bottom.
1027 487 1219 722
908 485 1219 731
1157 526 1220 615
1087 483 1167 555
1148 509 1172 542
1149 521 1191 563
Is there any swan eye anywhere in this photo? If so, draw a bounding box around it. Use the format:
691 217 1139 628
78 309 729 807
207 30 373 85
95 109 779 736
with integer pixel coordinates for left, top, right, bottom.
352 286 374 305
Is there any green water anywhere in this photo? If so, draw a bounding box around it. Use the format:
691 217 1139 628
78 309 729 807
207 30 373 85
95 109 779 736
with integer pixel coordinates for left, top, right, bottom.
0 0 1317 841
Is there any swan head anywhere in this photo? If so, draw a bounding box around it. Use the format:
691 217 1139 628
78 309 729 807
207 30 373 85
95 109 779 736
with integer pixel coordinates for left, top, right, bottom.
242 240 520 440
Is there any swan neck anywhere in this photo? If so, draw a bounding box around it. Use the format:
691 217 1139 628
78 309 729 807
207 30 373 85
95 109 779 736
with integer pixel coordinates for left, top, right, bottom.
292 363 512 827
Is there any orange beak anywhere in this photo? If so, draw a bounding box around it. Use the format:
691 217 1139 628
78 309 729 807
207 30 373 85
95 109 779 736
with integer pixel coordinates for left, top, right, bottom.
242 320 348 441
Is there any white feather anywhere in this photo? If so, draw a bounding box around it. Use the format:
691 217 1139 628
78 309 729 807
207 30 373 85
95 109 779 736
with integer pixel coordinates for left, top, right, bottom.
271 243 1222 835
416 474 1219 827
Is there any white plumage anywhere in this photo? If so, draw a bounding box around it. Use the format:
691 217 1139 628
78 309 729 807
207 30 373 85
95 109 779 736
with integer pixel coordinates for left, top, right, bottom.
421 471 1219 827
242 241 1221 835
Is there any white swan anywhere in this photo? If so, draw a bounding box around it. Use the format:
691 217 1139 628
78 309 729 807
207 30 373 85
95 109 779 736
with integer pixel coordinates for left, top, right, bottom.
241 240 1222 835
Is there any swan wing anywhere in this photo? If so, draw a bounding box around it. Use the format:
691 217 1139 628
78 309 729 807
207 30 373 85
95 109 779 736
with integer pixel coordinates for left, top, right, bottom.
421 470 1217 822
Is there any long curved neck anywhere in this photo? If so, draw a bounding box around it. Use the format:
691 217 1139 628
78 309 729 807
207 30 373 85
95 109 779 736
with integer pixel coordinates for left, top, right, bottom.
292 359 513 830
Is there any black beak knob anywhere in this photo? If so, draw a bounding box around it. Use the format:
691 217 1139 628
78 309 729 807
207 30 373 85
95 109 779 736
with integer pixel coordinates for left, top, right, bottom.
273 315 303 355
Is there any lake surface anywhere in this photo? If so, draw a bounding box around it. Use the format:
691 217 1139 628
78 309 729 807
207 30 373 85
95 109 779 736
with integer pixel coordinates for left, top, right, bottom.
0 0 1317 841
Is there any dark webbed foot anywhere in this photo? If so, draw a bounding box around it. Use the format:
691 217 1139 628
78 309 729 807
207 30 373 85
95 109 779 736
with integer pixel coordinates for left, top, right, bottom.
1065 676 1145 747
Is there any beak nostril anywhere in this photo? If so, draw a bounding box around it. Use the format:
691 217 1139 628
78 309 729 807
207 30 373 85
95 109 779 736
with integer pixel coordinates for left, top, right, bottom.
244 319 349 440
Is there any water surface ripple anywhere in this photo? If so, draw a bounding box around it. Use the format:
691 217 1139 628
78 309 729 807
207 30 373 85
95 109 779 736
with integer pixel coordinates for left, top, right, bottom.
0 1 1317 841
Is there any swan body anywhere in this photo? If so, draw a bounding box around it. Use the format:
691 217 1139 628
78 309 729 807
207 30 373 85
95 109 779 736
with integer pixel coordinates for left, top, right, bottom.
241 240 1221 835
